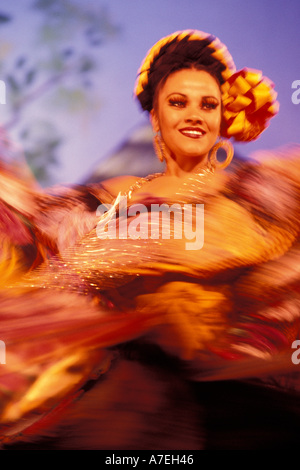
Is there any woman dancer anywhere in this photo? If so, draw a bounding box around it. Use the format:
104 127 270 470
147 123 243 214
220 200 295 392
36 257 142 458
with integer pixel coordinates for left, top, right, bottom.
1 30 300 449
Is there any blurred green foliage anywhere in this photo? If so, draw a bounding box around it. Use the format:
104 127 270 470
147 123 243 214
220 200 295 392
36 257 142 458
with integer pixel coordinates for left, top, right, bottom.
0 0 120 185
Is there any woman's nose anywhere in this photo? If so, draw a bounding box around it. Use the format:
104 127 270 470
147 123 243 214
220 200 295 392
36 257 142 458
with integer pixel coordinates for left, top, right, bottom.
184 107 203 124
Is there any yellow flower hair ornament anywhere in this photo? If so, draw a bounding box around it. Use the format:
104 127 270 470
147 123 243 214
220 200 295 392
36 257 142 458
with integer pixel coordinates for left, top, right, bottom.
221 68 279 142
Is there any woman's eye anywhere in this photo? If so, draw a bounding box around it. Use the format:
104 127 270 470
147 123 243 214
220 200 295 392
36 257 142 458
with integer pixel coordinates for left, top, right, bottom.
169 99 186 108
202 101 218 110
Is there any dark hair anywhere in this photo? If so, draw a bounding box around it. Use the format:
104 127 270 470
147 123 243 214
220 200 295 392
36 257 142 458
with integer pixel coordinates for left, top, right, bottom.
137 35 226 112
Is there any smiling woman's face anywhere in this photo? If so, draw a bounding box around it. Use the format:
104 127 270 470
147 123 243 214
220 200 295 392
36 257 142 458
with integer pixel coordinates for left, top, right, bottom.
151 68 222 171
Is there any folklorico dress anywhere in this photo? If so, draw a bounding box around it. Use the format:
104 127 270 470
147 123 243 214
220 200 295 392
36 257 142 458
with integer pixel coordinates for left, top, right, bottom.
1 145 300 449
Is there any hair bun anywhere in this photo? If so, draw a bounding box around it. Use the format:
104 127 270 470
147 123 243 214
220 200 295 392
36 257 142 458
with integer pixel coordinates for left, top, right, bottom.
134 29 236 112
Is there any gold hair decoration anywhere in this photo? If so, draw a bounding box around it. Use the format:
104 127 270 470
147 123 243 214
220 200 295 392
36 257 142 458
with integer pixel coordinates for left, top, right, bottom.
209 139 234 170
153 132 165 162
221 68 279 142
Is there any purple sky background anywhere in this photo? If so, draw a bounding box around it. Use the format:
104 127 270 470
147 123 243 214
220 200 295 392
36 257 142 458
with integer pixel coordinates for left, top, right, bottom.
1 0 300 184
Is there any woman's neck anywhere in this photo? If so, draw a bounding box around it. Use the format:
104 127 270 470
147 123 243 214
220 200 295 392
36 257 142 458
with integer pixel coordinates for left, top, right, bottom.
164 154 210 177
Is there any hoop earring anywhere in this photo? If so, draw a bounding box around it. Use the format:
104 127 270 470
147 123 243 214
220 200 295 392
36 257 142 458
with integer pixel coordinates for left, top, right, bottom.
210 139 234 170
153 132 165 163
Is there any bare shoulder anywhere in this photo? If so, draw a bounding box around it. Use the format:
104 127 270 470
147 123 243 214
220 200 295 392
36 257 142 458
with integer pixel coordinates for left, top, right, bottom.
101 175 139 196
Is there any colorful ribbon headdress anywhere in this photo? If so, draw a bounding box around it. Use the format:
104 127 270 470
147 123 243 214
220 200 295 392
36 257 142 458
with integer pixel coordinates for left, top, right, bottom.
134 30 279 142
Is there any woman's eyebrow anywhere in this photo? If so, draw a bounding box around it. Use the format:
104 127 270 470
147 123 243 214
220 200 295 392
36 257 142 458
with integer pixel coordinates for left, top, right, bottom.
202 95 221 101
166 92 220 101
166 92 187 98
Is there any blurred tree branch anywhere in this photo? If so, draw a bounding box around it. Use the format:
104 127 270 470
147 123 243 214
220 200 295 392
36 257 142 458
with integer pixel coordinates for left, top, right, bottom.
0 0 120 184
